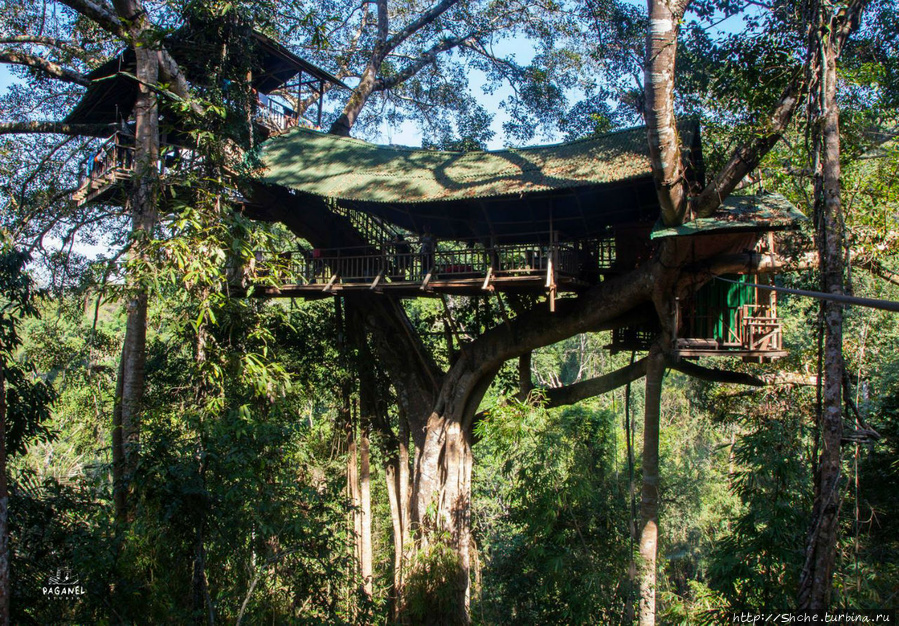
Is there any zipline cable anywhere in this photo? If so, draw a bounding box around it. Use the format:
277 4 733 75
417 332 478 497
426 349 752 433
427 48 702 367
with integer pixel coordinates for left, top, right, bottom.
714 275 899 313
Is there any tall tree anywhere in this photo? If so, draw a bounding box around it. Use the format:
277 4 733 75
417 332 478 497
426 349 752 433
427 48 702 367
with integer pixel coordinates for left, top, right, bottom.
798 0 868 608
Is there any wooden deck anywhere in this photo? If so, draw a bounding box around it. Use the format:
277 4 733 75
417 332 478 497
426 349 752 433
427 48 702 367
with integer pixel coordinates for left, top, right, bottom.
243 274 588 299
237 242 590 300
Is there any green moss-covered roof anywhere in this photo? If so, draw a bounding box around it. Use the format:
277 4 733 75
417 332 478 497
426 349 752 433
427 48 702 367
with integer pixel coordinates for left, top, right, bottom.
650 193 807 239
257 124 697 203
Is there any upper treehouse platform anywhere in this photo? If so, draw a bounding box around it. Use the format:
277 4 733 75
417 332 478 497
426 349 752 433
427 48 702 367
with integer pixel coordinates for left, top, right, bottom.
244 123 805 360
69 29 347 206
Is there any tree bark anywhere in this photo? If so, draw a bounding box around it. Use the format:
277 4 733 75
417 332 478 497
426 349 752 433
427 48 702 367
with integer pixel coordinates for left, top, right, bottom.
638 346 665 626
385 455 404 613
329 0 388 137
0 50 89 85
798 18 845 610
0 365 9 626
330 57 384 137
643 0 690 226
112 40 159 518
111 349 128 523
347 416 361 595
404 359 497 624
359 410 373 599
0 121 115 136
518 351 533 396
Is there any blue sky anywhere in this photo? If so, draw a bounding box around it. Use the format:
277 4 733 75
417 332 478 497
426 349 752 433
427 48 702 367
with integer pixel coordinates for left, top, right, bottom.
0 5 754 150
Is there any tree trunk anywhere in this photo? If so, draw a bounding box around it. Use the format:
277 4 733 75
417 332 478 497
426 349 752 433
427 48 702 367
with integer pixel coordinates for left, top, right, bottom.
347 412 361 592
638 347 665 626
329 57 384 137
0 365 9 626
402 361 497 624
643 0 689 226
112 350 127 522
359 416 373 599
385 454 404 613
383 410 414 616
518 351 533 396
798 24 844 611
112 42 160 518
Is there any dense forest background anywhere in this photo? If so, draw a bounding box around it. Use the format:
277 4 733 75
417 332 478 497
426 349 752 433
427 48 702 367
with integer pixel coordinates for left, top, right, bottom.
0 0 898 623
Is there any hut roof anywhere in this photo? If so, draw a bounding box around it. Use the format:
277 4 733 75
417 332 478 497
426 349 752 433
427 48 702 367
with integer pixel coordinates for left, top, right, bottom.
650 193 807 239
257 122 715 241
259 124 691 203
256 123 803 242
65 31 347 126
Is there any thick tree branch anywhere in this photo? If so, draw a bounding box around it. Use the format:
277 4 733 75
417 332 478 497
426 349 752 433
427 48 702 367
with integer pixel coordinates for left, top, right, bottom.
463 263 657 381
57 0 199 114
57 0 126 39
0 121 115 136
543 357 649 408
693 0 869 218
376 0 389 45
668 358 816 386
0 36 86 57
386 0 461 52
0 50 89 85
834 0 871 55
375 35 471 91
855 257 899 287
470 357 649 437
693 70 805 217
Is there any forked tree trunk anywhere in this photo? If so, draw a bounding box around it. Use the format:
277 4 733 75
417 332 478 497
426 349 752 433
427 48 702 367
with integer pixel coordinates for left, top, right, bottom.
798 23 845 611
402 363 496 624
638 347 665 626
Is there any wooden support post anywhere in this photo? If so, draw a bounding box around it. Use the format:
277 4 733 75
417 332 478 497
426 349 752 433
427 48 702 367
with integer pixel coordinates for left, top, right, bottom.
481 266 493 291
323 272 339 293
421 269 433 291
296 71 303 120
317 80 324 128
546 236 557 313
370 268 385 290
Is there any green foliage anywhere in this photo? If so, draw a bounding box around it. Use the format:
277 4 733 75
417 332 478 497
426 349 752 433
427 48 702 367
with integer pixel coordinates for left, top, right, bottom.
706 395 812 611
403 534 469 624
0 243 56 455
473 398 632 624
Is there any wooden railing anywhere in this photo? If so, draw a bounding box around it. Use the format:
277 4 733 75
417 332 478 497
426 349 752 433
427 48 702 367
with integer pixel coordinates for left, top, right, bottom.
73 133 204 205
73 133 134 204
675 300 783 352
738 304 783 351
254 95 318 134
253 238 584 288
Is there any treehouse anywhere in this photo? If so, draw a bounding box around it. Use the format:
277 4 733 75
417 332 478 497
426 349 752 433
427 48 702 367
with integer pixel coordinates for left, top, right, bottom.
69 30 347 207
245 122 805 360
